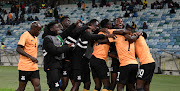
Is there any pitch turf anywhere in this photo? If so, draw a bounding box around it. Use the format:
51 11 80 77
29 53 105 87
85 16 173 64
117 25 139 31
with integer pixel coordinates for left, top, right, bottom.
0 66 180 91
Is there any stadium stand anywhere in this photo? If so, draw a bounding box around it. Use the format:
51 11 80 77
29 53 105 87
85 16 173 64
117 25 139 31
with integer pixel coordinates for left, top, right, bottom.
0 2 180 54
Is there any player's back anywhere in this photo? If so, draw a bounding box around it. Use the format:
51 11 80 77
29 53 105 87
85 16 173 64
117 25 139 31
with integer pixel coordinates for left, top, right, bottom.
109 35 137 66
135 36 155 65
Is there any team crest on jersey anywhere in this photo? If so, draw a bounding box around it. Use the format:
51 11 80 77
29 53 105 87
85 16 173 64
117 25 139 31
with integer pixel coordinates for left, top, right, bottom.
21 76 25 80
55 82 59 87
77 76 81 80
63 71 67 75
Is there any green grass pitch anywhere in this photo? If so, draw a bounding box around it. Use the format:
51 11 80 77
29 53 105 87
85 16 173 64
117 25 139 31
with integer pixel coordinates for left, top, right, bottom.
0 66 180 91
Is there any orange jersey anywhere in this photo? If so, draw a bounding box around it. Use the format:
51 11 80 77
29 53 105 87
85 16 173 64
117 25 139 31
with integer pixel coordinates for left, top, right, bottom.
92 29 115 61
109 35 138 66
18 31 38 71
135 36 155 65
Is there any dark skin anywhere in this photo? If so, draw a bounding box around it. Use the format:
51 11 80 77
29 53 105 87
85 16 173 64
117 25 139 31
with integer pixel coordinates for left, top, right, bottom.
116 32 141 91
16 21 42 91
71 21 116 91
61 18 71 30
61 19 98 91
90 21 114 91
71 21 99 91
61 20 84 91
136 33 150 91
97 31 141 91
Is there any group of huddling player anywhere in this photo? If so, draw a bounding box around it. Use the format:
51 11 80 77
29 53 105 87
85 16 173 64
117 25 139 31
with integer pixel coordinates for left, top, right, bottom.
16 16 155 91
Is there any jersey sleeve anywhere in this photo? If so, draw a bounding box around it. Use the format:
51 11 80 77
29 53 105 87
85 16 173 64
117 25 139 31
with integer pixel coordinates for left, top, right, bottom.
18 32 27 46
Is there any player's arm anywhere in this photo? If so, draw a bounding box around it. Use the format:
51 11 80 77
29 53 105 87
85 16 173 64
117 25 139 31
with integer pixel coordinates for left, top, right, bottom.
124 32 141 43
59 23 76 39
16 45 38 63
108 52 119 60
70 25 90 36
113 29 131 35
43 37 73 56
83 31 116 41
97 38 110 44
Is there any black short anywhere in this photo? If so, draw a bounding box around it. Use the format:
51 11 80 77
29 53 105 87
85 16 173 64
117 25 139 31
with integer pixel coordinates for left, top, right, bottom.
137 62 155 82
71 53 83 82
62 60 72 78
71 57 91 83
90 55 109 80
46 69 62 90
19 70 40 82
82 57 91 83
117 64 138 85
111 58 120 73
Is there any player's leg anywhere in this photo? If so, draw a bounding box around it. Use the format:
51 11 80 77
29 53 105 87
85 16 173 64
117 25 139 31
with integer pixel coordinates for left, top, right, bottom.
137 62 155 91
144 82 150 91
117 83 125 91
128 64 138 91
31 78 41 91
116 66 129 91
82 58 91 91
90 56 102 91
98 60 110 91
110 73 117 91
60 60 71 91
46 69 61 91
136 80 145 91
60 77 69 91
16 81 28 91
110 58 120 91
30 70 41 91
143 62 155 91
93 78 102 91
71 69 82 91
16 70 29 91
101 78 110 91
71 81 81 91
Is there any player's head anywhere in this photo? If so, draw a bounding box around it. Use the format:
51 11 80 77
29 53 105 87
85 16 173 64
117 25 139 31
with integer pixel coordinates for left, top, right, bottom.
89 19 99 31
47 22 60 35
30 21 42 37
100 19 112 29
61 16 70 28
114 17 124 29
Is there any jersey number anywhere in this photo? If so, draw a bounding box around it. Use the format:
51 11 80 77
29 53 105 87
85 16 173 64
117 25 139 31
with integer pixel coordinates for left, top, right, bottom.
117 72 120 81
138 69 144 78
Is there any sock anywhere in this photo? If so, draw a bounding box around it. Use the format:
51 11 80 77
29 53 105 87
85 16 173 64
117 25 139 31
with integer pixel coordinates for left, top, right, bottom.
83 88 89 91
102 89 109 91
137 88 145 91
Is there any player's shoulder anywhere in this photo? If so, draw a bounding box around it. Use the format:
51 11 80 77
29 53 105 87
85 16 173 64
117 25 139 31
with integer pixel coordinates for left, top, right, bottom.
21 31 29 36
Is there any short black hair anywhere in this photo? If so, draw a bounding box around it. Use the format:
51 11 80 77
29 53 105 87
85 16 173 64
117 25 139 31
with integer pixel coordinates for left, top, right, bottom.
100 19 110 28
46 22 57 31
88 19 98 25
60 16 69 22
